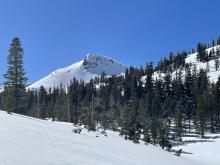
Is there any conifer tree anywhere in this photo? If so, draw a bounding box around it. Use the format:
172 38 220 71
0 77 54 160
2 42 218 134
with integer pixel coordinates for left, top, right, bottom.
158 120 170 149
196 93 206 138
197 43 208 62
209 84 217 132
55 85 68 121
145 62 154 116
39 86 47 119
214 58 219 71
150 116 159 145
216 77 220 130
184 67 196 131
3 37 27 113
174 108 183 141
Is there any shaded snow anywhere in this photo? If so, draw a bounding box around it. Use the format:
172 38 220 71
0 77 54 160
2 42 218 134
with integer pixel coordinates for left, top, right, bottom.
0 111 200 165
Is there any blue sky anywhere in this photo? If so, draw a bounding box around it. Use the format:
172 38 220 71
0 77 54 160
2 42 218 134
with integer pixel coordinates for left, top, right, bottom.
0 0 220 83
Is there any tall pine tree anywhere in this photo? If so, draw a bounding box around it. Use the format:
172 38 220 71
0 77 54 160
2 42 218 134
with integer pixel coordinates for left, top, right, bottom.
3 37 27 113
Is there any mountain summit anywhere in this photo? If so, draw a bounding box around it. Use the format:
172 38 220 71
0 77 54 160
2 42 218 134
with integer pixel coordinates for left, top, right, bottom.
82 54 126 75
28 54 127 90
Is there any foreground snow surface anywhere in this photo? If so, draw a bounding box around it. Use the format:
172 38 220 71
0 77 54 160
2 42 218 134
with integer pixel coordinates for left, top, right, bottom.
174 133 220 165
0 111 200 165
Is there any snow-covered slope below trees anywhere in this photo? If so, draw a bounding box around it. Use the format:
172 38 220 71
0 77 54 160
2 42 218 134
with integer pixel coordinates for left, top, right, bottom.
152 45 220 82
185 45 220 82
173 132 220 165
28 54 127 90
0 110 200 165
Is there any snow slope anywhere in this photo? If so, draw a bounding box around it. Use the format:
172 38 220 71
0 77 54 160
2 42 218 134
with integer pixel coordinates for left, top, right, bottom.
28 54 127 90
27 45 220 90
152 45 220 83
173 132 220 165
0 110 200 165
185 45 220 82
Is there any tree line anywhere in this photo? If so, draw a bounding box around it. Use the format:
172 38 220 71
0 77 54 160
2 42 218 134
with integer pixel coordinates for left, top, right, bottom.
1 37 220 150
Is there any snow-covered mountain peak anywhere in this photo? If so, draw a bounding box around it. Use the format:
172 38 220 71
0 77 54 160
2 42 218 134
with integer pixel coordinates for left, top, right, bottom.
82 53 126 75
28 54 127 90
